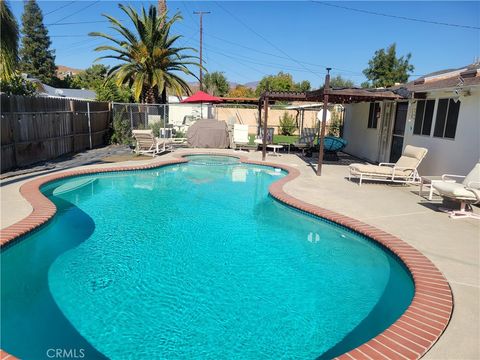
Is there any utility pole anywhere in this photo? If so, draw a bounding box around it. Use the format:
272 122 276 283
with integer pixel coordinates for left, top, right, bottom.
158 0 166 25
194 11 210 91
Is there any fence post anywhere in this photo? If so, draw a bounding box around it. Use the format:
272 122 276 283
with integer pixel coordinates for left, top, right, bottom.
144 106 148 127
129 105 134 131
70 100 76 152
87 102 93 149
9 114 18 170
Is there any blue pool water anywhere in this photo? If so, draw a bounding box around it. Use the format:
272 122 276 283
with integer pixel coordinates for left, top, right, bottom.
1 156 414 359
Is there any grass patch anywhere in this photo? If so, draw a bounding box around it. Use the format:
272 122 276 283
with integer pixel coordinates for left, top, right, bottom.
247 134 299 145
273 135 299 144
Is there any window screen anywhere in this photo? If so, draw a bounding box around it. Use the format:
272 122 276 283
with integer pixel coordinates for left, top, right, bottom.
367 102 380 129
413 100 435 136
434 98 460 139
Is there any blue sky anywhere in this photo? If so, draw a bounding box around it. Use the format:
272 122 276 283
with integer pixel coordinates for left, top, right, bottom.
10 1 480 87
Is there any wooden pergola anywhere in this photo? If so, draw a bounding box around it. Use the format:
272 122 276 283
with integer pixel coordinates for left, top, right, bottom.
258 70 403 175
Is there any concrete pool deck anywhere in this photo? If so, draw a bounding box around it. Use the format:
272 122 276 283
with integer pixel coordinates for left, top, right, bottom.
1 148 478 359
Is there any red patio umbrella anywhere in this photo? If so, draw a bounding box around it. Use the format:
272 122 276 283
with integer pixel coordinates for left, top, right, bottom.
181 90 223 104
181 91 223 119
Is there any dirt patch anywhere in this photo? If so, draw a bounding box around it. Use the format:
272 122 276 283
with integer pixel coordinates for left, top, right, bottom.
101 154 152 162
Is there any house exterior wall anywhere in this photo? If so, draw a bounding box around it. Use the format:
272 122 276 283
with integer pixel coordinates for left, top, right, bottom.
404 88 480 175
343 102 381 162
342 88 479 176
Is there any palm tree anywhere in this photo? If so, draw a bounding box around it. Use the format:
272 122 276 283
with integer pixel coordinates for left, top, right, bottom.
0 0 19 81
90 4 200 104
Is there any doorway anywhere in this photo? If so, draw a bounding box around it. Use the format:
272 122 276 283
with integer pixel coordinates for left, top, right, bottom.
390 102 408 163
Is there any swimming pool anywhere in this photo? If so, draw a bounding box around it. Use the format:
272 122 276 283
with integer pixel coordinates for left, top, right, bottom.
1 155 415 359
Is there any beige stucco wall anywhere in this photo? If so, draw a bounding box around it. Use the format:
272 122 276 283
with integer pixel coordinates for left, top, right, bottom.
215 107 319 135
343 102 381 162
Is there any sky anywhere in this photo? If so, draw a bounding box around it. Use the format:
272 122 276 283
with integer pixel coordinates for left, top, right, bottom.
10 1 480 88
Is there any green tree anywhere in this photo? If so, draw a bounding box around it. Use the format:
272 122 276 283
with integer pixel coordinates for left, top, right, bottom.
19 0 56 84
329 75 354 89
90 4 200 104
71 64 132 102
295 80 311 92
0 72 37 95
203 71 229 96
228 85 256 98
363 43 414 88
71 64 109 89
360 81 370 89
255 72 310 96
95 80 132 102
0 0 19 81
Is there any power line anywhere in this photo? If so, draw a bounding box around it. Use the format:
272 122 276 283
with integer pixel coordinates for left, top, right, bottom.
48 1 100 25
312 1 480 30
176 20 365 77
214 1 325 80
51 35 90 38
44 1 77 16
47 20 111 26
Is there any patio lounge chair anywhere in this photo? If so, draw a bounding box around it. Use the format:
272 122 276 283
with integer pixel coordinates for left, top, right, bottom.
132 129 172 157
294 128 316 155
254 127 274 147
349 145 428 186
233 124 256 151
432 163 480 219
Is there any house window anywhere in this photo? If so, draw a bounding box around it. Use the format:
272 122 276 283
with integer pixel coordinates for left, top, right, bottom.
413 100 435 136
367 102 380 129
433 99 461 139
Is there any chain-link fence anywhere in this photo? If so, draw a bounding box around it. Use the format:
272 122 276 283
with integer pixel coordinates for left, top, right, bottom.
111 101 344 141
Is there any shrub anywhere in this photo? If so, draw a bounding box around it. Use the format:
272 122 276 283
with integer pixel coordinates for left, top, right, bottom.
328 111 342 137
174 130 185 138
279 112 297 136
110 111 132 145
0 73 37 96
148 120 165 138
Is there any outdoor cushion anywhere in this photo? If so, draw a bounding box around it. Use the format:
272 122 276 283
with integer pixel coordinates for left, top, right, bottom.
403 145 428 160
396 145 428 170
462 163 480 188
433 182 478 200
349 164 411 177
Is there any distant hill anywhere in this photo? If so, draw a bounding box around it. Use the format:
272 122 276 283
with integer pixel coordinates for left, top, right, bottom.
56 65 83 79
243 81 259 89
188 81 258 91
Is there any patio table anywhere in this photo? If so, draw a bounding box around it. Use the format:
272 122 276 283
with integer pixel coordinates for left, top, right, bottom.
267 144 283 156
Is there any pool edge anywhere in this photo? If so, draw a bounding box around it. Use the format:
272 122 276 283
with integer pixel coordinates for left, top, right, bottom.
0 152 453 360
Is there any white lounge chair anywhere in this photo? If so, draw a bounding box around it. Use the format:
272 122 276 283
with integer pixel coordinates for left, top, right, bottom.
349 145 428 186
132 129 172 157
233 124 255 151
432 163 480 219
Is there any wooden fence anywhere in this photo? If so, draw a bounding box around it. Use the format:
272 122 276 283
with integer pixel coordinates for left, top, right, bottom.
1 95 111 173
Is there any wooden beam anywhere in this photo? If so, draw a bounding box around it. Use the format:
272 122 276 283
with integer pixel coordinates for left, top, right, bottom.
262 97 268 161
258 100 262 136
317 68 331 176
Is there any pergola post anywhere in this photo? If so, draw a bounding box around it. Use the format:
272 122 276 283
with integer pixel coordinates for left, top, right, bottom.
316 68 331 176
262 96 269 161
257 100 262 136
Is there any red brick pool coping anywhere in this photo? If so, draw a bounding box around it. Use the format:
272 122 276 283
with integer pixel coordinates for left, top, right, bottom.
0 153 453 360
